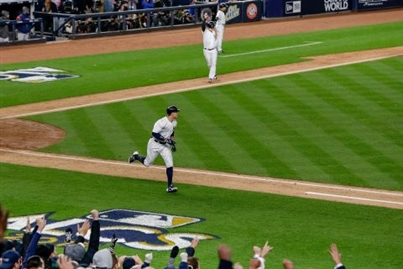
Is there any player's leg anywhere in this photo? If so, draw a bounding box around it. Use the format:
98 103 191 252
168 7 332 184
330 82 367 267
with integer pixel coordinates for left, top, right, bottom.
128 138 157 166
203 49 210 68
208 50 218 81
144 139 162 167
217 26 224 52
160 146 177 192
204 49 214 82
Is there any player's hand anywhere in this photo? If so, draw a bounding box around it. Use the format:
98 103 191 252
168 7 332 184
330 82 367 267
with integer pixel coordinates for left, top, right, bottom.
167 139 176 152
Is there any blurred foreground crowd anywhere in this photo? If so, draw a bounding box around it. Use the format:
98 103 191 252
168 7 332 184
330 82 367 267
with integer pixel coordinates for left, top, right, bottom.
0 204 346 269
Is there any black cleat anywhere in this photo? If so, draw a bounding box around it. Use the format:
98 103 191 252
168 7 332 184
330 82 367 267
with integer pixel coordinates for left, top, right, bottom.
128 151 139 163
166 185 178 193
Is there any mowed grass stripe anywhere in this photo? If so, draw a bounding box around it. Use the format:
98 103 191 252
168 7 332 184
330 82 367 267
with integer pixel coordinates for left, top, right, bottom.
307 70 403 167
364 58 403 95
203 85 302 177
261 79 366 185
323 68 403 147
250 80 373 183
226 82 332 181
268 75 398 186
324 66 401 114
182 89 290 176
71 108 116 158
172 106 235 172
107 102 151 158
289 73 402 182
360 57 403 86
346 62 403 108
174 90 250 172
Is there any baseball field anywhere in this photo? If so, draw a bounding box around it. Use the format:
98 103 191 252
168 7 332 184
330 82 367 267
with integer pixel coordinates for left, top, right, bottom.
1 8 403 269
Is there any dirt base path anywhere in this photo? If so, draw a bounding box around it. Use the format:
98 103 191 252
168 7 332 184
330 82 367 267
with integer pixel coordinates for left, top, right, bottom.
1 9 403 209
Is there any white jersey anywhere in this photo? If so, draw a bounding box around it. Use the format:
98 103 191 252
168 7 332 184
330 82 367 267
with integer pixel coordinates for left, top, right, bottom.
216 10 226 26
152 116 177 139
203 28 216 50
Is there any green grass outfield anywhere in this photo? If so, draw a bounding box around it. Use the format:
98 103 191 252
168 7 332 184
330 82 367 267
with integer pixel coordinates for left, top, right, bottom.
1 20 403 268
0 22 402 107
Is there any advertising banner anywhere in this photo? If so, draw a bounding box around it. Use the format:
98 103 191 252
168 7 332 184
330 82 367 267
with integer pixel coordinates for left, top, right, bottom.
265 0 301 17
302 0 352 15
226 1 262 24
226 1 243 24
284 0 302 16
242 0 263 22
354 0 403 10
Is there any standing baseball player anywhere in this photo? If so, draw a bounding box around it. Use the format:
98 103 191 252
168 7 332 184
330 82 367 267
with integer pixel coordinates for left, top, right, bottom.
202 20 218 83
128 105 180 193
215 3 227 53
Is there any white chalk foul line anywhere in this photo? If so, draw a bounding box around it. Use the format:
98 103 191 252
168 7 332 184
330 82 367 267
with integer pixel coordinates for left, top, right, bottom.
305 192 403 206
220 41 323 58
2 148 403 198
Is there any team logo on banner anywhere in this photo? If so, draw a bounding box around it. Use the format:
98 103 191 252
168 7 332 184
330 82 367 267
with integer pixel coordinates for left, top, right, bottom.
246 3 258 20
285 1 301 14
226 5 240 21
0 67 79 83
5 209 219 251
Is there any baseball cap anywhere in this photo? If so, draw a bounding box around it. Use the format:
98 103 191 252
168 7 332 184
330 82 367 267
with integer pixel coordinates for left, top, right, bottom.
167 105 180 115
64 243 86 263
92 249 112 269
219 3 228 8
0 250 21 269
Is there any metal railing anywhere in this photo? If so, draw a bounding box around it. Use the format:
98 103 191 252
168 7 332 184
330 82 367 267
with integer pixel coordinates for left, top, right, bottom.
0 17 44 43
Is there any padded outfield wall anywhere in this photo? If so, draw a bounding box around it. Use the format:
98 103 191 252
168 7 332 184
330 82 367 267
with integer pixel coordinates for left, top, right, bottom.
264 0 403 18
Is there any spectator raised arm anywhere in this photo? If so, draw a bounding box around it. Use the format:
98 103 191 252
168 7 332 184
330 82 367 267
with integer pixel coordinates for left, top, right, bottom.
217 245 233 269
329 244 346 269
22 218 47 269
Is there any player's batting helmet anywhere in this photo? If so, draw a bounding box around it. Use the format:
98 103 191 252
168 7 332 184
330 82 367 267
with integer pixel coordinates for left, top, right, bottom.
167 105 180 115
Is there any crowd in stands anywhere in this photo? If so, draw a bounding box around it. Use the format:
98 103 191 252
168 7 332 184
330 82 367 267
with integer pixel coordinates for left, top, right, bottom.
0 0 212 41
0 204 347 269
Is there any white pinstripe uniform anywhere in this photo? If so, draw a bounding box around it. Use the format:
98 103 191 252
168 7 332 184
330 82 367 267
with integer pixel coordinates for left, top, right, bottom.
203 21 218 82
128 106 180 193
215 4 227 53
144 116 177 168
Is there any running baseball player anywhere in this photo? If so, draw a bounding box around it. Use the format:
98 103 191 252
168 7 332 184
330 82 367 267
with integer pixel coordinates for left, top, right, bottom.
215 3 227 53
202 20 218 83
128 105 180 193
